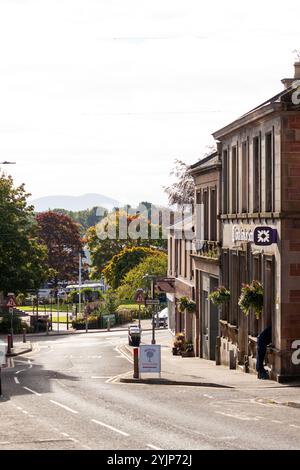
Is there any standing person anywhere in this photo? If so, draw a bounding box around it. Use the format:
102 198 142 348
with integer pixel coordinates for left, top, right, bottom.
256 326 272 379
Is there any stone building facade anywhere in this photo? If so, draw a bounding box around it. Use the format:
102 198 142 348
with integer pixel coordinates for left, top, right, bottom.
213 62 300 381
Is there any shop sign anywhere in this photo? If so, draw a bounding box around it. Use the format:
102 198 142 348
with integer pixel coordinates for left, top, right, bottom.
232 226 254 243
254 227 277 246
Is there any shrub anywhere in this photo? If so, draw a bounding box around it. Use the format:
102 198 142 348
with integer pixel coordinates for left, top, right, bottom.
238 280 264 320
0 315 29 334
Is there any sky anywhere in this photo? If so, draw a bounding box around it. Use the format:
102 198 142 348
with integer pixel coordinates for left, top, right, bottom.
0 0 299 207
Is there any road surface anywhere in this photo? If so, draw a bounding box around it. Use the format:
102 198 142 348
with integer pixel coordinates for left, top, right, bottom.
1 330 300 450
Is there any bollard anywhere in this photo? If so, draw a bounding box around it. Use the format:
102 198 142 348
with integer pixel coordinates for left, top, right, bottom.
22 328 26 343
7 334 12 355
133 347 139 379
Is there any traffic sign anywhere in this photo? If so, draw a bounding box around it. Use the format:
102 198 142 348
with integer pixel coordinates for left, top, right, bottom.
145 299 160 305
6 297 16 308
135 289 144 304
8 308 13 315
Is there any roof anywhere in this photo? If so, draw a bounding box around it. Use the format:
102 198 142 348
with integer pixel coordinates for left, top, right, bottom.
190 151 218 170
213 84 296 139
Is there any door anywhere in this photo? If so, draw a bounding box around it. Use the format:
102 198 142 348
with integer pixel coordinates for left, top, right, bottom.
201 290 209 359
209 277 219 361
201 276 219 360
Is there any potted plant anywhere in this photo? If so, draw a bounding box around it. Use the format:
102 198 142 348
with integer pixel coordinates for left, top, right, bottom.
181 341 195 357
238 280 264 320
173 332 185 355
208 286 231 306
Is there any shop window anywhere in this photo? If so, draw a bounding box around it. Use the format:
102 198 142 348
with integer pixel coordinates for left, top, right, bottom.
229 250 239 326
262 255 275 331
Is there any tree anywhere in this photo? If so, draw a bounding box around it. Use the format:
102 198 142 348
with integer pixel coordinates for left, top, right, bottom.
0 173 48 295
116 253 168 302
164 159 195 206
164 147 216 206
86 209 167 279
52 206 106 235
103 246 164 290
36 211 83 286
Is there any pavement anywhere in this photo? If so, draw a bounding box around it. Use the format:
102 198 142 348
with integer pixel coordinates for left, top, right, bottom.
1 325 300 450
119 327 300 408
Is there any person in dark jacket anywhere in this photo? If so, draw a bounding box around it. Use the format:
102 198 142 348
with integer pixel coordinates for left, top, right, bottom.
256 326 272 379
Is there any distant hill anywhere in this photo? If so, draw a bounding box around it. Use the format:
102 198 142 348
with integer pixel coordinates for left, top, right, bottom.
31 193 121 212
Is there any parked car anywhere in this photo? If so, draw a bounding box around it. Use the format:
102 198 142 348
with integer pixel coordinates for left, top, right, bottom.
128 325 141 346
152 307 168 328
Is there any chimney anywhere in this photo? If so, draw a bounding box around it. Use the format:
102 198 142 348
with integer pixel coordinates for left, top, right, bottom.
294 61 300 79
281 61 300 89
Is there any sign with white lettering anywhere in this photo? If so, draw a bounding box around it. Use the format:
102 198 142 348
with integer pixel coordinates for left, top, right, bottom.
232 226 254 243
254 227 277 246
139 345 161 373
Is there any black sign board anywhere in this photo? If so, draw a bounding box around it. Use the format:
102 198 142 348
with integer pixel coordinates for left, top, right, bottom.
254 227 277 246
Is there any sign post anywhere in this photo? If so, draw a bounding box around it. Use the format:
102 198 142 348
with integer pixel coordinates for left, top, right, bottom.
135 289 144 329
6 294 16 349
145 299 160 345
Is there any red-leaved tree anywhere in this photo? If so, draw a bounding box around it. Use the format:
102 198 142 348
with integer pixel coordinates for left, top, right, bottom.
36 211 83 286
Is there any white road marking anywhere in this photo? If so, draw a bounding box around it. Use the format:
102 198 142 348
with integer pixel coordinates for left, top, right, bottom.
81 444 92 450
91 376 112 379
91 419 129 436
14 377 20 384
105 370 132 384
23 387 41 396
271 420 283 424
114 345 133 364
22 410 29 415
147 444 162 450
61 432 70 437
50 400 78 414
27 360 32 369
203 394 214 399
0 442 10 445
215 411 259 421
16 369 27 375
290 424 300 429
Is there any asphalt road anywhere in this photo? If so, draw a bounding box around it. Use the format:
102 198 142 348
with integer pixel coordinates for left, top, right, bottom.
1 330 300 450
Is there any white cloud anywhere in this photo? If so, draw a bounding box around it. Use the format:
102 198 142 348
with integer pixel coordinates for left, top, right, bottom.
0 0 299 206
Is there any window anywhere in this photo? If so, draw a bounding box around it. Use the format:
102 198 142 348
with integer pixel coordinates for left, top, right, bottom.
265 131 274 212
223 150 228 213
169 236 173 275
203 190 209 240
253 136 261 213
210 187 217 241
241 140 249 213
231 146 237 213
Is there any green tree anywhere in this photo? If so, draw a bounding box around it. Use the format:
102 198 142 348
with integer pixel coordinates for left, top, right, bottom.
0 173 48 295
103 246 164 290
117 253 168 302
87 209 167 279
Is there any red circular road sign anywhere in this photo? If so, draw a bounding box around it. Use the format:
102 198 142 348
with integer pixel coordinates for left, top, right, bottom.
6 297 16 308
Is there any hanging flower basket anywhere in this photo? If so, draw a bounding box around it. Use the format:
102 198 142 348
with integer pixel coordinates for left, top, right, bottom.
238 280 264 320
208 286 231 306
178 297 196 313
